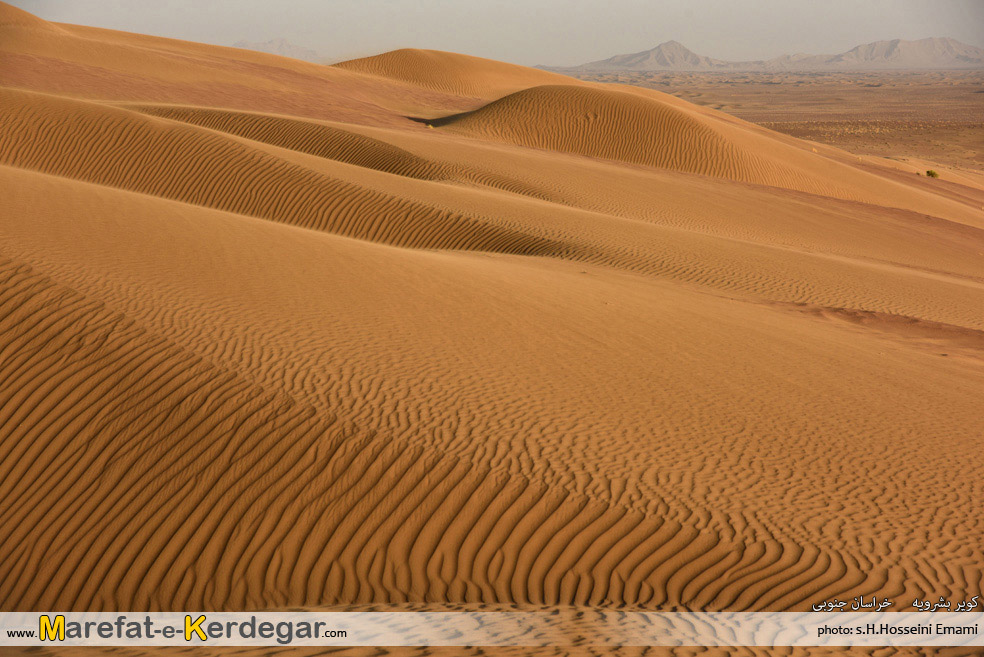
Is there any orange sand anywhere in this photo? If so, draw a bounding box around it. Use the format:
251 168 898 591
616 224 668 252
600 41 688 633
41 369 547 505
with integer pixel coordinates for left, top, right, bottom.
1 1 982 622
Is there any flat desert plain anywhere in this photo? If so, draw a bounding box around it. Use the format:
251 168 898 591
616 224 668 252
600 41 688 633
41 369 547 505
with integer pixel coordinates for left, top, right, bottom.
1 1 983 655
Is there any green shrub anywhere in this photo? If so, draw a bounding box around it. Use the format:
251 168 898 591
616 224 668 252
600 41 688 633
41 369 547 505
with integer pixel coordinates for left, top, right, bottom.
926 170 939 178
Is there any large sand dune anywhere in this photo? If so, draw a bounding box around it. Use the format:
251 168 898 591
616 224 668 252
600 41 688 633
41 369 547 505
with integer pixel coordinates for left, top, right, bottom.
1 0 982 626
334 48 580 99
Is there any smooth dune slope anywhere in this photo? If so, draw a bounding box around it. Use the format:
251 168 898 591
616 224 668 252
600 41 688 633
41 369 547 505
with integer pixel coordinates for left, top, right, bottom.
432 84 983 225
336 49 984 227
0 2 469 125
333 48 581 99
1 0 983 622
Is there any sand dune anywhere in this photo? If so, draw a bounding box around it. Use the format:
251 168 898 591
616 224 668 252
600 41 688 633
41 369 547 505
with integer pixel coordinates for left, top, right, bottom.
0 3 470 126
432 83 983 225
0 89 560 256
4 164 982 613
334 48 580 99
1 0 982 632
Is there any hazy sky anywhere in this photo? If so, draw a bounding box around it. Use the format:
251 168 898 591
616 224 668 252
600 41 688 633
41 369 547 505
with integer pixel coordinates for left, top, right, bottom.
11 0 984 65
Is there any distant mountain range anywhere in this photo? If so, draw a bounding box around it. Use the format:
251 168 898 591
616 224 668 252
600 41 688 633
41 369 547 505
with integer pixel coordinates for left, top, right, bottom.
556 37 984 72
233 38 321 63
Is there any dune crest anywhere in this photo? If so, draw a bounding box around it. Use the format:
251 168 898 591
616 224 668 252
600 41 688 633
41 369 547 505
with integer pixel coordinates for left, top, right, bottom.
334 48 582 98
431 83 982 224
0 1 62 31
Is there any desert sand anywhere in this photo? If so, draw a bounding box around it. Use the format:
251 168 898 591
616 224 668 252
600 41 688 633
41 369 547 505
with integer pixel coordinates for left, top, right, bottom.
1 1 983 652
568 70 984 171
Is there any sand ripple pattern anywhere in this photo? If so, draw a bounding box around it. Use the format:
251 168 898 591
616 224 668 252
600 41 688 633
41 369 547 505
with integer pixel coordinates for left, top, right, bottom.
1 3 983 625
0 260 883 611
0 89 562 258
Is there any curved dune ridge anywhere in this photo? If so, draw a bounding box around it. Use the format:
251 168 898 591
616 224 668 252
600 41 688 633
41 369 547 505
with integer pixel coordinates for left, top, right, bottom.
0 1 61 31
334 48 581 99
126 103 562 201
0 89 563 257
431 83 982 216
132 104 457 181
0 3 474 128
1 0 984 627
434 85 759 175
337 48 984 226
